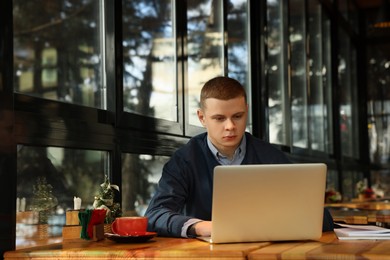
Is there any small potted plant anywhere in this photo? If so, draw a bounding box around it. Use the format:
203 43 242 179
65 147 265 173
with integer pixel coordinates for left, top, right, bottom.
92 175 122 232
30 177 58 238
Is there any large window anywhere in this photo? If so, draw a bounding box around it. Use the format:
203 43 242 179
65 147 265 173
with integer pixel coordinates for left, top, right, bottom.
187 0 251 130
269 0 333 152
122 0 177 121
4 0 369 253
11 1 254 250
121 0 251 131
187 0 224 127
16 146 108 249
13 0 107 109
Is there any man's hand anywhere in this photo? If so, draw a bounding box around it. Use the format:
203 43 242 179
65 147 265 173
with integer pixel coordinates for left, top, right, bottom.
193 221 212 237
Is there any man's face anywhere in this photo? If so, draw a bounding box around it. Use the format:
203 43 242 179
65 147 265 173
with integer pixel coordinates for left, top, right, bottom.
197 96 248 157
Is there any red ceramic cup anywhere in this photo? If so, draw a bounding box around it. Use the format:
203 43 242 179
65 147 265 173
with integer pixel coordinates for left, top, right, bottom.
111 216 148 236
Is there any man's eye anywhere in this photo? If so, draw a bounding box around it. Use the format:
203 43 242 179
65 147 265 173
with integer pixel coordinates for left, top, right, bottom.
214 117 225 121
234 114 243 119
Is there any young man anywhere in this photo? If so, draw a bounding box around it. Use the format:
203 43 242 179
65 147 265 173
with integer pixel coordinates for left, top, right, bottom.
144 76 333 238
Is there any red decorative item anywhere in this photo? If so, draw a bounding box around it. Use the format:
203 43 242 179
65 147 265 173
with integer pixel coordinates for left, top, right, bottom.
87 209 106 239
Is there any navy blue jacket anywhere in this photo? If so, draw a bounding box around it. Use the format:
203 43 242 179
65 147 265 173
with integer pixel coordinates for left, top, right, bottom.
145 132 334 237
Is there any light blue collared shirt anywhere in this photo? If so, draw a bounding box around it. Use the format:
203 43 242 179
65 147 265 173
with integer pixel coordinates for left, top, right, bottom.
207 134 246 165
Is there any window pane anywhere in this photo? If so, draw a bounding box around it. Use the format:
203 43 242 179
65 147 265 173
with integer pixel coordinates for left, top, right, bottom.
338 29 359 158
308 1 333 152
368 100 390 164
367 44 390 164
289 0 308 148
187 0 224 127
122 0 177 121
16 146 109 249
121 153 169 216
227 0 252 132
13 1 106 109
267 0 288 144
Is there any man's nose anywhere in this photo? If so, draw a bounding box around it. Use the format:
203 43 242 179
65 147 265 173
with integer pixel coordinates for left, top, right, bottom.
225 118 235 129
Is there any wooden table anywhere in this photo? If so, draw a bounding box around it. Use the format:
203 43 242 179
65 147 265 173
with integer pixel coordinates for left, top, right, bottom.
326 201 390 211
326 202 390 226
248 232 390 259
5 232 390 260
4 236 270 260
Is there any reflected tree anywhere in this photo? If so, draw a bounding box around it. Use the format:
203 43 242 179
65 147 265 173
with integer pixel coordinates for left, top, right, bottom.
13 0 103 107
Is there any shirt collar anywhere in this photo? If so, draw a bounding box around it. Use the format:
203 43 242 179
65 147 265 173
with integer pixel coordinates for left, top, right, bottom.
207 134 247 165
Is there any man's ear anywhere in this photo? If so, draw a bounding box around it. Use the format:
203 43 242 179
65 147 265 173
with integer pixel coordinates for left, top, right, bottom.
197 109 206 127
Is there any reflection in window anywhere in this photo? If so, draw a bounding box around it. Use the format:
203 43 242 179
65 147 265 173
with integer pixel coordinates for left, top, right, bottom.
13 0 106 109
267 0 288 144
122 0 177 121
289 0 308 148
308 1 333 153
16 146 109 249
187 0 224 127
227 0 251 132
121 153 169 217
338 29 359 158
269 0 333 151
367 44 390 164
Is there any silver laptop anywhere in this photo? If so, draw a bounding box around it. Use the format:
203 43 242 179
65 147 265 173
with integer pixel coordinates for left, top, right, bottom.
198 163 327 243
